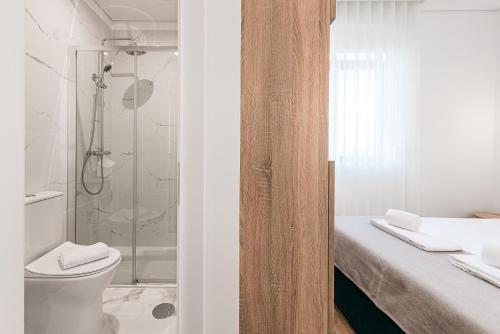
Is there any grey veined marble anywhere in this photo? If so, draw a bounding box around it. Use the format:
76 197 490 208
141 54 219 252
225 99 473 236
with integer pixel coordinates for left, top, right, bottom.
101 287 177 334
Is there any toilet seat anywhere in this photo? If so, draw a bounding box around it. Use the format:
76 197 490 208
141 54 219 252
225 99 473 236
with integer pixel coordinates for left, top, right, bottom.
25 242 121 279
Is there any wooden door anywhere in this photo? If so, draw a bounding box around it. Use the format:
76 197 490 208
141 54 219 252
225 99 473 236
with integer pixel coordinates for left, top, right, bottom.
240 0 333 333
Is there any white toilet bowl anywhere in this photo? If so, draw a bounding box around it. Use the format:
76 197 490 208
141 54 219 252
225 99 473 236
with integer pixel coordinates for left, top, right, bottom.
25 242 121 334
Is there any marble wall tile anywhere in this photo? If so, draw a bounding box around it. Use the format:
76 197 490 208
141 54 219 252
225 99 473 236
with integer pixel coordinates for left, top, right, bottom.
26 0 112 241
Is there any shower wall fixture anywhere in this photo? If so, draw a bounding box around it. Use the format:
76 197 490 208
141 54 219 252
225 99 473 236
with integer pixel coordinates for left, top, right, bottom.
81 61 112 195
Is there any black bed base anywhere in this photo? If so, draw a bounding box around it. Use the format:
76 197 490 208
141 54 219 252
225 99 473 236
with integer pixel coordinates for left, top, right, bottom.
335 267 405 334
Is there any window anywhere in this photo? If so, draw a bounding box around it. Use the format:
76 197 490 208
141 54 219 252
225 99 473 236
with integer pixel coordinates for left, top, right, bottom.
334 52 381 161
329 0 420 215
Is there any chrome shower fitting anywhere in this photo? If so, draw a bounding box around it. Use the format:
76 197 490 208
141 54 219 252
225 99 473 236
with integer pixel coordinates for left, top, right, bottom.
86 150 111 157
101 37 147 56
81 60 113 195
125 42 147 56
92 63 112 89
92 74 107 89
101 37 135 46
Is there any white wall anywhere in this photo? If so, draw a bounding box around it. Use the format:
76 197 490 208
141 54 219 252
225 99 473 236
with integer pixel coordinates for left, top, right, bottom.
421 0 500 11
495 9 500 212
178 0 205 332
419 9 499 217
179 0 240 333
25 0 111 240
0 1 24 332
204 0 240 332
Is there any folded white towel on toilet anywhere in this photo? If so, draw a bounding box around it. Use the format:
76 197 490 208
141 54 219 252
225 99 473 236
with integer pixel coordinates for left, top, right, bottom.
385 209 422 232
58 242 110 270
482 244 500 269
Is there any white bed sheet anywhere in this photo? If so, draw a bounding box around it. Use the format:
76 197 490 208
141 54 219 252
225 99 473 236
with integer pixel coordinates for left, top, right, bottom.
335 216 500 334
418 218 500 255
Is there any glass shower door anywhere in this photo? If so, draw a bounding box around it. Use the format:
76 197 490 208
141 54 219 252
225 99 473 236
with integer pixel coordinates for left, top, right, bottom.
136 50 178 283
75 49 134 284
73 47 178 285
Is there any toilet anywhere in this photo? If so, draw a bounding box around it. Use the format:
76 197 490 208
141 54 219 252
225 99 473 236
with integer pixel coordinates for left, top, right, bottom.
24 191 121 334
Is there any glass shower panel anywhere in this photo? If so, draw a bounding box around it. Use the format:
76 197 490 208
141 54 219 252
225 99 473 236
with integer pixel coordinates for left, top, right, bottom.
136 50 178 283
74 47 178 285
75 50 134 285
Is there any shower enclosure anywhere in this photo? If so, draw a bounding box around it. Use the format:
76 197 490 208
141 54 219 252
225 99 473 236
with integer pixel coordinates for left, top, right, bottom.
69 44 178 284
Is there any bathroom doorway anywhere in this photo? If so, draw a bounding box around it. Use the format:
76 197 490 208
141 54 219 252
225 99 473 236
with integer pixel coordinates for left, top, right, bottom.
69 44 178 285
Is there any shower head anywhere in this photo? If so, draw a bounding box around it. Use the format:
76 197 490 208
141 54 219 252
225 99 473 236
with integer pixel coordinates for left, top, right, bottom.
125 42 147 56
101 63 112 76
93 64 112 89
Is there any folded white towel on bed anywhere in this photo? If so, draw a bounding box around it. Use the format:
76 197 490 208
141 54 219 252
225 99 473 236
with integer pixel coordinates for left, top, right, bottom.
385 209 422 232
482 244 500 269
450 254 500 288
58 242 109 269
371 219 462 252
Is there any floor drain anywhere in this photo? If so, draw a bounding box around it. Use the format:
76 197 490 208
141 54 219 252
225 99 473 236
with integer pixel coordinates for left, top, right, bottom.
152 303 176 319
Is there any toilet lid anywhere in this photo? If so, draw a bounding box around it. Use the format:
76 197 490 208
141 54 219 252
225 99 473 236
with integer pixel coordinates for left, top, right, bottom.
25 242 121 278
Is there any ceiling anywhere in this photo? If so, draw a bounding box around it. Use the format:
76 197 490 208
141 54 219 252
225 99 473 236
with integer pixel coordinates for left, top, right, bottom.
421 0 500 10
94 0 177 22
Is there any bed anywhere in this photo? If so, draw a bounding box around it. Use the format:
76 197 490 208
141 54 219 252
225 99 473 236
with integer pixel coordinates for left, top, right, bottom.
334 216 500 334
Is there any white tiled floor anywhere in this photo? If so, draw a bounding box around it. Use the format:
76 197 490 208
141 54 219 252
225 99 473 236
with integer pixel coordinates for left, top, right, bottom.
101 286 177 334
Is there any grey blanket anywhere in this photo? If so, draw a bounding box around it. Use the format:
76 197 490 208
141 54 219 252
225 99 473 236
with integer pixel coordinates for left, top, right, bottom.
335 216 500 334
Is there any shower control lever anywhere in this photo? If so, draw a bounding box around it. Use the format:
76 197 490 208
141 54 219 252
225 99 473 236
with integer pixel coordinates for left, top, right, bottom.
87 150 111 157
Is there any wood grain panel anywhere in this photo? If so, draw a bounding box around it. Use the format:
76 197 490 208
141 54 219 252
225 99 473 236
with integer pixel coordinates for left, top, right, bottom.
240 0 331 333
331 0 337 23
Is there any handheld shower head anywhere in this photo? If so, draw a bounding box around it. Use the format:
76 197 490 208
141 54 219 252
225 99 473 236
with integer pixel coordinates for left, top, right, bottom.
101 63 112 76
93 63 112 89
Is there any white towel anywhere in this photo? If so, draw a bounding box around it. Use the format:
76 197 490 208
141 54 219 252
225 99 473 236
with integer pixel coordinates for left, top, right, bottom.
371 219 462 252
482 244 500 269
385 209 422 232
450 254 500 288
58 242 109 270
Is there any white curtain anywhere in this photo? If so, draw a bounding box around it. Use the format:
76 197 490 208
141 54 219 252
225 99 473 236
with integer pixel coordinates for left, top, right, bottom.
330 0 420 215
